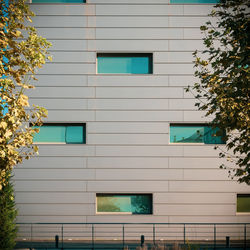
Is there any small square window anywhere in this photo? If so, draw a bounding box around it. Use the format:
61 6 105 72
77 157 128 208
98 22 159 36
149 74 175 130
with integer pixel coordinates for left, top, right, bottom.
96 194 153 215
97 53 153 74
32 123 86 144
237 194 250 213
170 124 225 144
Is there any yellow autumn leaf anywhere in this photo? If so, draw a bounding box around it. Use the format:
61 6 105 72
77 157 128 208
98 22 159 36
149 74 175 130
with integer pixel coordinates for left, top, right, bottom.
19 94 30 107
0 121 8 129
4 130 12 138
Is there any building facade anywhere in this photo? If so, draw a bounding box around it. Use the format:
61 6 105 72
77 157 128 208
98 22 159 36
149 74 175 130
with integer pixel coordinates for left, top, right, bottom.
14 0 250 227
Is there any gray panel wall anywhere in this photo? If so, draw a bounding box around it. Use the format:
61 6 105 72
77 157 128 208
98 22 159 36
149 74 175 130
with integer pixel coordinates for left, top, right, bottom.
14 1 250 227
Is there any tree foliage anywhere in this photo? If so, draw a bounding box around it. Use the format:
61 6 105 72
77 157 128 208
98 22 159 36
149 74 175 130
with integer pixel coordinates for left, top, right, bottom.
0 0 51 189
190 0 249 184
0 172 18 249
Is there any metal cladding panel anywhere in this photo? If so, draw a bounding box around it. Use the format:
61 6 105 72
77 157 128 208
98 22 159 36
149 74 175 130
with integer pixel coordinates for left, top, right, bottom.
37 63 96 75
183 5 213 15
95 111 183 122
34 145 95 157
29 98 88 110
33 75 88 86
31 16 88 27
88 99 170 110
155 52 194 63
45 110 95 122
95 87 182 98
13 169 95 180
88 134 170 145
169 99 197 110
86 215 170 223
88 75 169 87
154 63 195 75
88 16 170 28
14 180 87 192
30 5 95 15
154 192 235 204
95 146 183 157
95 169 182 180
95 5 183 16
15 192 95 204
37 27 95 39
20 156 87 169
28 87 95 98
50 51 96 63
87 181 169 192
169 40 206 51
87 157 169 169
17 216 87 223
88 122 169 133
88 40 169 51
48 39 88 51
155 204 235 216
17 204 95 216
169 181 250 192
169 157 233 169
96 28 183 39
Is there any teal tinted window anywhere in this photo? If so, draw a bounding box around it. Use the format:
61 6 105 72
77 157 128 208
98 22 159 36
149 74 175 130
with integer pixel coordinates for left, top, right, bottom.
237 194 250 213
170 124 225 144
32 0 85 3
97 53 153 74
97 194 152 214
170 0 218 3
33 124 86 144
66 126 84 144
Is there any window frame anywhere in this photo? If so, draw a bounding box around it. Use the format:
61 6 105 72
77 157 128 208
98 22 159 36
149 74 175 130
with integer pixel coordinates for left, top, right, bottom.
96 193 153 215
96 53 153 75
31 123 87 145
169 123 226 145
236 194 250 215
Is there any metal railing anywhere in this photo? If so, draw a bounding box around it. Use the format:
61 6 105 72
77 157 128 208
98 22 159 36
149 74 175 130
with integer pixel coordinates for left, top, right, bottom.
16 222 250 249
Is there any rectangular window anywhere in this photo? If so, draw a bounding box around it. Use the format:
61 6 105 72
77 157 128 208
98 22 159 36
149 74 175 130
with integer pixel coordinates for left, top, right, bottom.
97 53 153 74
170 0 218 3
170 124 225 144
31 0 85 3
96 194 152 215
237 194 250 213
33 123 86 144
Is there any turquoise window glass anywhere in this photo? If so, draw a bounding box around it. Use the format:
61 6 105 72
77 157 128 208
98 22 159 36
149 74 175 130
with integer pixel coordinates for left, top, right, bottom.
33 126 66 143
97 194 152 214
170 0 218 3
33 124 86 144
66 126 84 144
97 53 153 74
237 194 250 213
170 124 225 144
32 0 85 3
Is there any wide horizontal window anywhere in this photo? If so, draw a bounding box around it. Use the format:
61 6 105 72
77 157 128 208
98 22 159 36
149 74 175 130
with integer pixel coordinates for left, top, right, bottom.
170 0 218 3
170 124 225 144
96 194 152 215
31 0 85 3
97 53 153 74
237 194 250 213
33 123 86 144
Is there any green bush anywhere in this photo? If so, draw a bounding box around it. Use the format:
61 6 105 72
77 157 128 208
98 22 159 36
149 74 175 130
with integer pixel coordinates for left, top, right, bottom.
0 172 18 249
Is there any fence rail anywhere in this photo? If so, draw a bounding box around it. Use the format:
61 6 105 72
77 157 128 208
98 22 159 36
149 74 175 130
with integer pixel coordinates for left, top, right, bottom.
16 222 250 249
